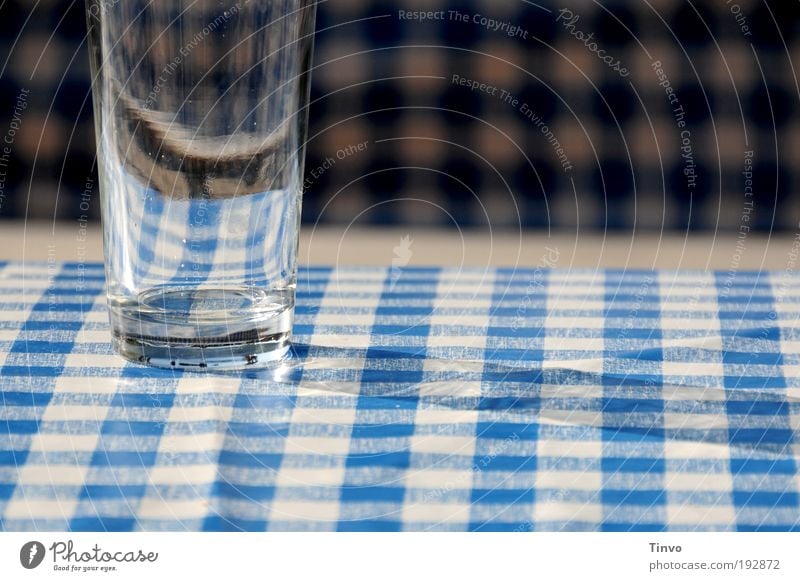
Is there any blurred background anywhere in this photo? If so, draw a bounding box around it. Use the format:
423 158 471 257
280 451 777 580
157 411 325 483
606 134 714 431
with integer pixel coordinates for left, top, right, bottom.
1 0 799 234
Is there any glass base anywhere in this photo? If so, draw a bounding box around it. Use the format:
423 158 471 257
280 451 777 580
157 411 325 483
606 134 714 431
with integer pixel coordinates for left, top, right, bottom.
109 286 294 370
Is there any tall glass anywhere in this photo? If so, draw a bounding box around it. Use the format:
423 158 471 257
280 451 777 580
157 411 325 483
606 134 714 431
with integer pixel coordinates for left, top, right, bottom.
86 0 316 369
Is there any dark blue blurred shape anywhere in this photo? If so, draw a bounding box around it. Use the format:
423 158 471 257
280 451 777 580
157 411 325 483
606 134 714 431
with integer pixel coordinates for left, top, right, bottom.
0 0 798 231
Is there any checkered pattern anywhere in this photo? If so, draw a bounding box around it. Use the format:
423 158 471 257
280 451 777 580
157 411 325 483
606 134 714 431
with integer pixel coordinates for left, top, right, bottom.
2 0 800 230
112 178 296 290
1 261 799 531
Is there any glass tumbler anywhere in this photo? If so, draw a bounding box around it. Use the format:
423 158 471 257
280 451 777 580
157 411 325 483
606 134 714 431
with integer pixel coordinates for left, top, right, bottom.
86 0 316 369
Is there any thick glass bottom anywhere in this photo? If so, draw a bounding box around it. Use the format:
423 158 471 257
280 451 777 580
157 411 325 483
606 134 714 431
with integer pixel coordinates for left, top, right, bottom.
109 286 294 370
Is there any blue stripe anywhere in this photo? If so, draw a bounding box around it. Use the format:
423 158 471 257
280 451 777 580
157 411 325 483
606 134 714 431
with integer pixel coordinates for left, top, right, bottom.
604 427 665 442
360 368 424 383
101 421 169 436
602 457 665 473
487 326 546 338
354 397 419 410
210 482 276 502
601 522 666 532
722 351 783 365
476 397 541 411
80 485 147 499
602 398 663 414
90 451 159 466
471 488 534 505
340 486 406 503
345 452 411 469
484 348 545 361
31 304 94 312
375 306 434 316
476 422 538 440
730 459 796 474
724 376 786 389
726 400 788 415
728 429 795 446
476 455 536 471
61 262 104 270
217 451 284 469
737 524 800 532
0 450 28 467
336 520 402 532
0 483 16 500
732 491 799 507
603 328 662 339
716 275 796 526
226 422 291 438
1 391 53 407
602 489 667 506
232 394 294 409
22 321 84 331
718 311 784 320
371 325 431 336
604 309 661 318
110 393 176 408
69 518 136 532
38 288 102 296
0 367 63 377
350 423 415 439
202 516 267 532
469 522 530 532
2 421 41 434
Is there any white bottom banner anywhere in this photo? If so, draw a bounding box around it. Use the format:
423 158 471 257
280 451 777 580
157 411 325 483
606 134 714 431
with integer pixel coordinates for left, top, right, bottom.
0 532 797 580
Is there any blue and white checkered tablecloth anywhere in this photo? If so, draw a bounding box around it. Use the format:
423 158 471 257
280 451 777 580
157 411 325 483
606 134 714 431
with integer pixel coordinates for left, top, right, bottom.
1 261 799 531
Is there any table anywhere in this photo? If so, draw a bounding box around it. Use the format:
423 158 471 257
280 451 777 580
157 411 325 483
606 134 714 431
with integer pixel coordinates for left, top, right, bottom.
1 261 799 531
4 222 800 271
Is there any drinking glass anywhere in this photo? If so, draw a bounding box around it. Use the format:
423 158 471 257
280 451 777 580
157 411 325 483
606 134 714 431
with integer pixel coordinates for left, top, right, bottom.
85 0 316 369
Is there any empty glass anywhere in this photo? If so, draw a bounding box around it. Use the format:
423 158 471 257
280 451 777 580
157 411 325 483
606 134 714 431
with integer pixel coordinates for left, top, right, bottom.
86 0 316 369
